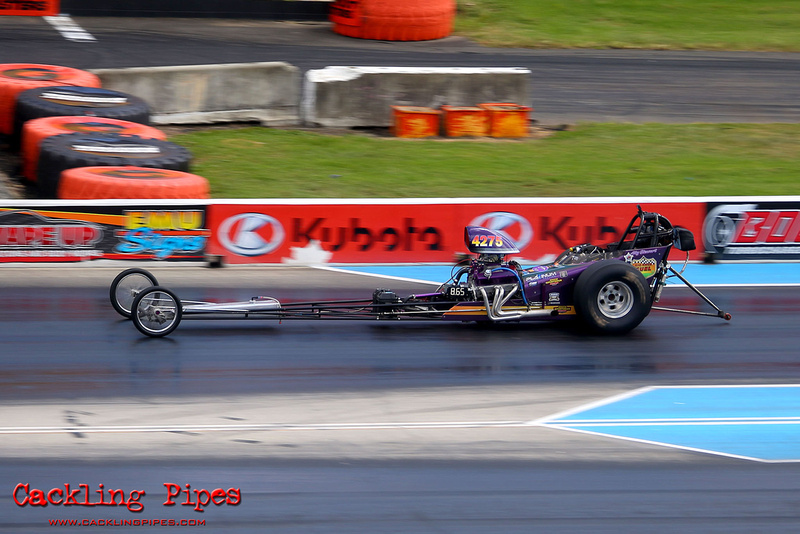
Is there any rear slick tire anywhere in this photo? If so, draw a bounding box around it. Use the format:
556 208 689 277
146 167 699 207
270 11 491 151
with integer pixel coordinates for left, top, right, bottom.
573 260 651 335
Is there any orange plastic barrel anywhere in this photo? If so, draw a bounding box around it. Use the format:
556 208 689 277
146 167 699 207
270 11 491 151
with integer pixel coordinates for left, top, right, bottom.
391 106 441 138
330 0 455 42
479 103 533 138
441 106 488 137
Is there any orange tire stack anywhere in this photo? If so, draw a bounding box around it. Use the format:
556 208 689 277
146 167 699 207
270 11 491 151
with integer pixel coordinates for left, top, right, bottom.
330 0 455 41
0 64 100 137
20 116 167 183
58 167 210 200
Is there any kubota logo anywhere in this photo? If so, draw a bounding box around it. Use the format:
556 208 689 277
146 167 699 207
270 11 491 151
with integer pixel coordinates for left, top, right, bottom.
469 212 533 250
218 213 285 256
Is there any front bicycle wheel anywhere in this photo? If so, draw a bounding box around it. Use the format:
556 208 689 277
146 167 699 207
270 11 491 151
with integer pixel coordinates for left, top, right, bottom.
110 268 158 318
131 286 182 337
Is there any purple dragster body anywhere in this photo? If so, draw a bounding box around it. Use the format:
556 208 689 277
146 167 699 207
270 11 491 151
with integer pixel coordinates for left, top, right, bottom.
111 207 730 337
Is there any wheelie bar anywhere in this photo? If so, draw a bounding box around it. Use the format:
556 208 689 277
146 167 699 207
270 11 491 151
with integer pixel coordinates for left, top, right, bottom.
651 265 732 320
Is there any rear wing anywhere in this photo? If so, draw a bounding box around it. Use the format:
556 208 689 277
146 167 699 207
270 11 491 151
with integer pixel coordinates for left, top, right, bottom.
1 1 59 16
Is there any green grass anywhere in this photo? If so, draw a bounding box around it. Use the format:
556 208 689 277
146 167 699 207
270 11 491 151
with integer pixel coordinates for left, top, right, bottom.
171 124 800 198
454 0 800 51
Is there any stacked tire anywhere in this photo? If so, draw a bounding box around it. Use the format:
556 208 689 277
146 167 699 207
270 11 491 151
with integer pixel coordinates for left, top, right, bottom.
331 0 455 41
2 63 211 200
59 167 210 199
0 63 100 139
13 86 151 139
37 133 193 198
20 116 167 183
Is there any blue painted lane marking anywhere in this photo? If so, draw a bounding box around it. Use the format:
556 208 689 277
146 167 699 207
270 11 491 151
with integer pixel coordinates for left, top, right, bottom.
539 385 800 462
330 263 800 286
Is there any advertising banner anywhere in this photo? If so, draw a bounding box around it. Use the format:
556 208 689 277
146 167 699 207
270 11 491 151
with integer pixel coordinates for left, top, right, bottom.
0 205 209 262
0 0 59 16
207 200 704 264
704 200 800 261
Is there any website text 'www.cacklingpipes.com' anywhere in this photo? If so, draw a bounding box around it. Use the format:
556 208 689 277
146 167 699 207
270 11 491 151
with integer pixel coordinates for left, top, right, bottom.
48 518 206 527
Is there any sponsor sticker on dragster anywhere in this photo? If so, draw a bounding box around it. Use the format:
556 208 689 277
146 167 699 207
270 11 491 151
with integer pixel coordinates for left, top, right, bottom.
623 250 659 278
0 206 209 262
705 202 800 260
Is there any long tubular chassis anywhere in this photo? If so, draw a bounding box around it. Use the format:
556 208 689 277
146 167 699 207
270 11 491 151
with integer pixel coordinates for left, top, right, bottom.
178 298 459 321
173 262 728 323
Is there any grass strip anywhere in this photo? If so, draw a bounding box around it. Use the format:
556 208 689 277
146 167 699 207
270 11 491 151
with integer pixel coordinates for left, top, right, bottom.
454 0 800 51
171 123 800 199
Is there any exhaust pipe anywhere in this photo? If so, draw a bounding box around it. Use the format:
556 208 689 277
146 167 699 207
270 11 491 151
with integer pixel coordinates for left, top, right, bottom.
478 286 558 322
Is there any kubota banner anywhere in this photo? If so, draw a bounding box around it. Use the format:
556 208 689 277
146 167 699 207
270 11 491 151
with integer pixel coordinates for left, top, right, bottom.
207 201 704 264
0 0 59 16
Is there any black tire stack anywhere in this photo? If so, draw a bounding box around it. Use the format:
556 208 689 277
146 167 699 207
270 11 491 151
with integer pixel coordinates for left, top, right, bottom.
13 86 151 136
37 133 193 198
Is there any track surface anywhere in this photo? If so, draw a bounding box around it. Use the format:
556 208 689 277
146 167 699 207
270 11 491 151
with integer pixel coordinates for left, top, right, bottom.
2 266 800 532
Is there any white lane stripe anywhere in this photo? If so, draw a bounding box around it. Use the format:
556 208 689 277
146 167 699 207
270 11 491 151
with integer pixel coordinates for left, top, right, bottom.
546 416 800 424
542 426 800 428
528 385 654 425
0 420 530 434
44 14 96 42
545 425 800 464
531 383 800 426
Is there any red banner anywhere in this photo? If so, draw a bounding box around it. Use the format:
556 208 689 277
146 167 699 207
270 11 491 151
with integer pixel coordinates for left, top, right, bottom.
207 201 705 264
0 0 59 16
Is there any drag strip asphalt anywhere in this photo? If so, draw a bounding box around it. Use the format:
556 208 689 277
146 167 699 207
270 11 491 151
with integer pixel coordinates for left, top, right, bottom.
2 266 800 532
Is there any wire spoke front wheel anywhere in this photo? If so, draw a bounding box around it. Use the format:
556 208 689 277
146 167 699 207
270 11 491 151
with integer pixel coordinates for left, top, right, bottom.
109 268 158 318
132 287 182 337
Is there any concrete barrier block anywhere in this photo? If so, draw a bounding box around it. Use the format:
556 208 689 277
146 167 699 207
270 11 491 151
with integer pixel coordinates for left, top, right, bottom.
303 66 531 128
91 62 301 126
